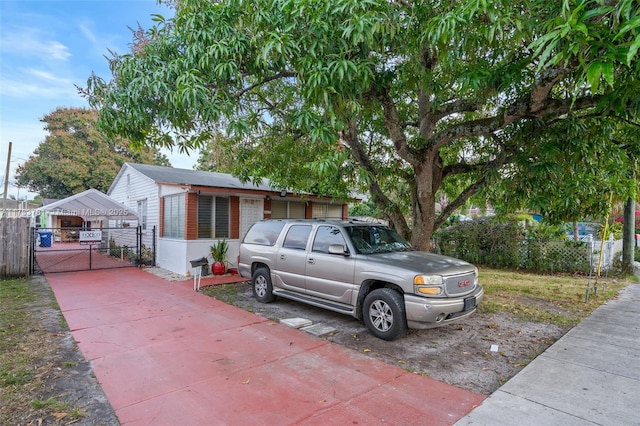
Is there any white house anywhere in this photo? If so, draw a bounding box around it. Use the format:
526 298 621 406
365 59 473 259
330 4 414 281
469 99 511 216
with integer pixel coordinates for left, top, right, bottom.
108 163 351 276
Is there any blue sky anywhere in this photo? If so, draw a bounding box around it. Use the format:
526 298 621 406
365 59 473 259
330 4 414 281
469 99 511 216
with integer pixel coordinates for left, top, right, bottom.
0 0 198 198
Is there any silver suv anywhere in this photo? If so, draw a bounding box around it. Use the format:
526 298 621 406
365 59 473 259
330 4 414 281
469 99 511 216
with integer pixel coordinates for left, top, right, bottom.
238 219 484 340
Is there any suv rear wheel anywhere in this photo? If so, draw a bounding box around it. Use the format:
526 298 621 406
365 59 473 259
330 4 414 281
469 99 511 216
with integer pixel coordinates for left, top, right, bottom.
363 288 407 341
252 267 276 303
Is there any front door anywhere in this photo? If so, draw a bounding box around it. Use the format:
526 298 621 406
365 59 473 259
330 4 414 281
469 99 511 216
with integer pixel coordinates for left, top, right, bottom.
240 198 263 240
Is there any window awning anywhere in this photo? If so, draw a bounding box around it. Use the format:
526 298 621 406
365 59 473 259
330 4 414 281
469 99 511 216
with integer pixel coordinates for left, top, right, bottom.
38 189 139 220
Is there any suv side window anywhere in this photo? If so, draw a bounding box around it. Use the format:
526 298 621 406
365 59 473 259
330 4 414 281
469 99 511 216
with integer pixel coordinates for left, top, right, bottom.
312 226 347 253
282 225 312 250
243 221 285 246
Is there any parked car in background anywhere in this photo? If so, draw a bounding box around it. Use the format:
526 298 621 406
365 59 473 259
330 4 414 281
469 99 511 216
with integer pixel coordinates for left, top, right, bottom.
238 219 484 340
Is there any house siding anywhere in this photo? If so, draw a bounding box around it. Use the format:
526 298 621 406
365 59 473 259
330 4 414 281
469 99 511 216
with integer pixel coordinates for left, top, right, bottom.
107 165 159 250
107 163 353 276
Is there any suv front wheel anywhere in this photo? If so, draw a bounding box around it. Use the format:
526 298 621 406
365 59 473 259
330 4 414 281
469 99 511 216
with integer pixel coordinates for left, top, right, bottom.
252 267 276 303
363 288 407 341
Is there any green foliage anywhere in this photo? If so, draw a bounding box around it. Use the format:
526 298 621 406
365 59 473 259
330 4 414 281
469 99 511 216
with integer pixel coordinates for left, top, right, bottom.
487 118 640 224
83 0 640 248
435 217 590 273
595 220 624 240
210 239 229 263
108 239 136 260
436 218 523 269
15 107 171 198
195 132 236 173
349 200 382 219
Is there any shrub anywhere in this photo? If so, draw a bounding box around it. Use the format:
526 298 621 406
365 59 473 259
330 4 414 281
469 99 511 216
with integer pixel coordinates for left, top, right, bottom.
434 217 590 273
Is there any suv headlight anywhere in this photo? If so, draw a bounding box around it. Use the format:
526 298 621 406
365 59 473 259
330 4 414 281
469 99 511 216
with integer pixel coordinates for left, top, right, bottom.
414 275 443 295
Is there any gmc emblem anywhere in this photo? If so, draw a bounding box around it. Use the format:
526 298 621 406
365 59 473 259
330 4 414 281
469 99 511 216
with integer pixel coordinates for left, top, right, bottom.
458 280 471 287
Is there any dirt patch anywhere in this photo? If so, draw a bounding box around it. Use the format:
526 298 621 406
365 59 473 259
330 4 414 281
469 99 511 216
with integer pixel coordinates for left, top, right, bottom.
1 276 118 426
212 281 566 395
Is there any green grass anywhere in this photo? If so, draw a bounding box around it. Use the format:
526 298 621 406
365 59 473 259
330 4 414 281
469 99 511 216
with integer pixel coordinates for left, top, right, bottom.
0 279 39 389
478 269 629 328
31 397 69 411
0 277 85 424
201 282 247 305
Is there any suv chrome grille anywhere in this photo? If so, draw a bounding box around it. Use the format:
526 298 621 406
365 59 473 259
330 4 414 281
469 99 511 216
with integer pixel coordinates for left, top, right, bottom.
444 272 476 296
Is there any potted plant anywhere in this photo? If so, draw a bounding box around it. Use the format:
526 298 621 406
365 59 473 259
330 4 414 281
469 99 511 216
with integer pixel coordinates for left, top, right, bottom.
210 239 229 275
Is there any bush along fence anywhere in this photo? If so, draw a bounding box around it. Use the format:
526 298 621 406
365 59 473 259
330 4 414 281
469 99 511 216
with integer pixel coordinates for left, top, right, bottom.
433 218 620 274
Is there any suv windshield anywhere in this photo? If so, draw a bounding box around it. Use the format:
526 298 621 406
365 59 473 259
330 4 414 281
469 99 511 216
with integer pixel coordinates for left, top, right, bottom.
347 225 413 254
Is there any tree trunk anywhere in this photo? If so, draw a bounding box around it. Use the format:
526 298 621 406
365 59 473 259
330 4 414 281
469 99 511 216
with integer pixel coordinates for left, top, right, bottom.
622 197 635 274
410 156 439 251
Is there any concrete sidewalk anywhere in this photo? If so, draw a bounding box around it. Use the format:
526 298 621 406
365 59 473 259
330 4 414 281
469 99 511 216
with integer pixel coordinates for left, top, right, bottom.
46 268 483 425
457 283 640 426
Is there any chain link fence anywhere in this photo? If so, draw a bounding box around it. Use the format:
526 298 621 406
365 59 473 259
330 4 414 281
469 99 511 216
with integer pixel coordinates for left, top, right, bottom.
433 219 621 274
32 226 155 274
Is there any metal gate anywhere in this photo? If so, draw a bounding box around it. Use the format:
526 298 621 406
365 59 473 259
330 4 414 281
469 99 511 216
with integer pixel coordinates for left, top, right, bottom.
30 226 156 274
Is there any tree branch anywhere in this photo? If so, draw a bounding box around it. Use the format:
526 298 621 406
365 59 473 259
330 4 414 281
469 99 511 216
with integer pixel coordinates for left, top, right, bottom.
430 94 602 150
435 176 487 230
344 120 412 239
236 71 297 98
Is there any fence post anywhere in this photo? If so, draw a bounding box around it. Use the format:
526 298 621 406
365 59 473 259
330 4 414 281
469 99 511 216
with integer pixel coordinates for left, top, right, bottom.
152 225 156 267
137 225 142 267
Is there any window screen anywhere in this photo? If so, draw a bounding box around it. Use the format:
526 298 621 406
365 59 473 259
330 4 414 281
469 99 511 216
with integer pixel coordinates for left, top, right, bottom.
163 194 185 239
197 195 229 239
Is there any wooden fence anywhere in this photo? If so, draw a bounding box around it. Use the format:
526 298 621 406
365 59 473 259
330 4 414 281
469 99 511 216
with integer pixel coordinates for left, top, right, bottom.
0 217 30 278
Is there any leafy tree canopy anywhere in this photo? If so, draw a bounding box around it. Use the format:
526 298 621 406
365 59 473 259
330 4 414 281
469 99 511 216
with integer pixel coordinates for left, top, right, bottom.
84 0 640 249
16 107 171 199
194 131 236 173
488 118 640 224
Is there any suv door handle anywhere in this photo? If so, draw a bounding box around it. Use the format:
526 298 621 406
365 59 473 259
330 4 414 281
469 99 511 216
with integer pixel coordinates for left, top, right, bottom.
307 258 316 265
280 254 286 260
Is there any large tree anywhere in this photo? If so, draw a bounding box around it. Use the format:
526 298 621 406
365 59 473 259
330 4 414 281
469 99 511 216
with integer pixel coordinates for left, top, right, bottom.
85 0 640 249
16 107 171 198
488 118 640 223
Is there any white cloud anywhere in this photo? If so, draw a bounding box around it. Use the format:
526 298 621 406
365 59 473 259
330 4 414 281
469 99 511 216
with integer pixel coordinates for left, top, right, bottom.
0 69 79 99
78 21 97 43
1 27 71 61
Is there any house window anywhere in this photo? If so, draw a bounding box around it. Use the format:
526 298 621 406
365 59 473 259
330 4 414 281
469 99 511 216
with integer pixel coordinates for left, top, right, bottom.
137 199 148 230
312 203 342 219
197 195 230 239
271 200 305 219
163 194 185 239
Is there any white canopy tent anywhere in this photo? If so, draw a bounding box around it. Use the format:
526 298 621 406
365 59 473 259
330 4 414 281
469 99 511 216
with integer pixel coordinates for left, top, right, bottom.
38 188 139 223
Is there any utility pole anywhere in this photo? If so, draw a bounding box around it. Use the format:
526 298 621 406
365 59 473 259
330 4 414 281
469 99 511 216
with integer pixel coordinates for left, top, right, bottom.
2 141 12 218
622 197 636 275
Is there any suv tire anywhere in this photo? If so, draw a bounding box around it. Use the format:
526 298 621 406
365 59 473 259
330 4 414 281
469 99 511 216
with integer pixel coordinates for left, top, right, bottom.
252 267 276 303
363 288 407 341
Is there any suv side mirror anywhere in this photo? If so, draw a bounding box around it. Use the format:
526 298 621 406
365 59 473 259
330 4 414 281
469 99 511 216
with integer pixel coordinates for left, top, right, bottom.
328 244 349 256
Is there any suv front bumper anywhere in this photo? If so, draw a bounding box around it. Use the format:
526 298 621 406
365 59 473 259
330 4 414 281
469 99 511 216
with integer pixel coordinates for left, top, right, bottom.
404 285 484 329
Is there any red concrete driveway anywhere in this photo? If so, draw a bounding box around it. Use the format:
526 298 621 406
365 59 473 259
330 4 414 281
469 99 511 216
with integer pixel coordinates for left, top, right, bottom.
46 268 484 425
